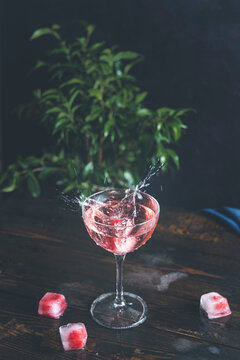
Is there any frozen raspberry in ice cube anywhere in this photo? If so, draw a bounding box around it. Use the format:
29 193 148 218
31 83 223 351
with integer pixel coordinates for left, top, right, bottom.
110 219 122 226
113 236 137 254
200 292 231 319
59 323 88 351
38 292 67 319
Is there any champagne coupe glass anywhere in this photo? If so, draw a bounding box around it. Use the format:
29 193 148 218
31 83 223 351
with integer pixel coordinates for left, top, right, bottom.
82 188 160 329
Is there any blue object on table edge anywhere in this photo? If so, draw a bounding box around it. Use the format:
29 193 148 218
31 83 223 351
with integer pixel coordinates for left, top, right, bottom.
202 207 240 236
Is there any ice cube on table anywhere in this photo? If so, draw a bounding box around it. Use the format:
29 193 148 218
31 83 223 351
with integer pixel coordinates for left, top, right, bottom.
38 292 67 319
200 292 231 319
59 323 88 351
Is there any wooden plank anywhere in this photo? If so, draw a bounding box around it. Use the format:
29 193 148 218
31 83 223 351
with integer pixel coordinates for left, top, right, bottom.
0 195 239 359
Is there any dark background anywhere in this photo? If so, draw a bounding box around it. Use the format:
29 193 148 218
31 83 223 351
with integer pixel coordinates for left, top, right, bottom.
1 0 240 209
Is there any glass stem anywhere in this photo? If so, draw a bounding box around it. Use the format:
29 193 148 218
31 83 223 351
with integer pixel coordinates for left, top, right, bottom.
114 254 126 308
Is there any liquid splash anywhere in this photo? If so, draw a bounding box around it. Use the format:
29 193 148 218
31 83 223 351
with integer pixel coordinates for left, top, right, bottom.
122 160 164 217
60 160 164 213
60 192 85 212
138 159 164 192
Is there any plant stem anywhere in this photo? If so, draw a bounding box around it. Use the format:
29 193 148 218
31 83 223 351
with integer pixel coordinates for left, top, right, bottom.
114 254 127 308
20 167 67 175
98 136 103 166
85 135 90 162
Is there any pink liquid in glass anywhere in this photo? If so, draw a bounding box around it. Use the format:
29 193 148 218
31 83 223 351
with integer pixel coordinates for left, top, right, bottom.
83 200 159 255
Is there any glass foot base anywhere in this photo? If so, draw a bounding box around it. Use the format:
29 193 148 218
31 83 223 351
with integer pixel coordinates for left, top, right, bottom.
90 292 147 329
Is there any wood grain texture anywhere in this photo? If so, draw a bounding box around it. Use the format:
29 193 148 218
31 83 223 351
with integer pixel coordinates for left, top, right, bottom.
0 194 239 359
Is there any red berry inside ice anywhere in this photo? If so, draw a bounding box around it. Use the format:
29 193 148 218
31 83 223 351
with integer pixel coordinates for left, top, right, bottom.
68 329 86 349
200 292 231 319
59 323 88 351
110 219 122 226
214 297 229 312
83 200 158 255
38 292 67 319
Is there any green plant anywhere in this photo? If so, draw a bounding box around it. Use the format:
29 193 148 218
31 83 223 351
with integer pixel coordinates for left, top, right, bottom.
0 23 191 197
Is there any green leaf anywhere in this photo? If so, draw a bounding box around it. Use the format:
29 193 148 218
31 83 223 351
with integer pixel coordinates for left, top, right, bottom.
139 134 154 153
59 78 85 88
156 132 171 144
52 24 61 30
85 106 102 122
52 155 60 163
53 118 68 134
136 91 148 104
72 104 81 115
89 42 105 51
67 163 77 180
24 156 41 167
104 170 111 184
89 89 102 101
124 57 143 74
17 158 28 169
137 108 152 116
41 89 60 101
104 113 115 137
48 48 67 56
172 125 181 141
99 54 113 65
102 48 112 55
46 107 63 114
87 24 95 37
68 90 81 108
1 177 17 192
33 88 41 99
27 171 40 198
110 130 115 143
76 37 87 48
42 89 59 96
117 74 135 82
59 148 65 159
124 171 135 186
115 60 122 76
38 167 57 180
62 182 78 193
83 162 94 178
175 108 193 117
34 60 48 70
86 64 98 74
30 28 61 41
157 107 174 117
166 149 180 169
114 51 139 62
57 111 69 119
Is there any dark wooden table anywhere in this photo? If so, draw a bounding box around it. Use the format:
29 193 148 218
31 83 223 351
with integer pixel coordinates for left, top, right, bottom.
0 194 239 359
